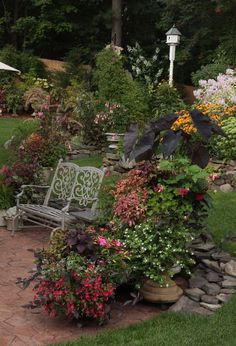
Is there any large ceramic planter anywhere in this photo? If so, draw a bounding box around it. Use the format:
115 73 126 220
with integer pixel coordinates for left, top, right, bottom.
0 209 6 227
140 276 183 303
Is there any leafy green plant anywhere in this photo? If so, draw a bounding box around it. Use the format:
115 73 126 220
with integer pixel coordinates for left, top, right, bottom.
150 81 186 118
0 184 14 209
214 117 236 161
0 45 46 77
93 46 149 130
112 158 210 284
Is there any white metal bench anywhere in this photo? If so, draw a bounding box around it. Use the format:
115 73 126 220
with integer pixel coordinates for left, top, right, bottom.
15 159 104 234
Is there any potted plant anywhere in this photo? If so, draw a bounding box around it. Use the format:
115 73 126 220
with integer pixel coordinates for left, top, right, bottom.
112 158 211 302
17 226 130 324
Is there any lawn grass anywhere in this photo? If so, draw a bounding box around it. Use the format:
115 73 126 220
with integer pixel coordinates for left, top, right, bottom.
208 191 236 255
72 155 103 168
54 191 236 346
54 294 236 346
0 118 23 167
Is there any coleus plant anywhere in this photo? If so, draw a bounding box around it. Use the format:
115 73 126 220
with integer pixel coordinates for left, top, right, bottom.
122 109 226 168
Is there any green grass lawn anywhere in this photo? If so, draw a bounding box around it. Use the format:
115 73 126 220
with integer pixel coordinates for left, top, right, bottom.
72 155 103 168
0 118 23 167
208 192 236 255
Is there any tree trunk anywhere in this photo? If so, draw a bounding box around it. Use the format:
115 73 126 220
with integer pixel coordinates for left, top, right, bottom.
111 0 122 47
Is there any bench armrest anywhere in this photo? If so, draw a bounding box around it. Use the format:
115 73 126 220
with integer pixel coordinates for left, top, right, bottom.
16 185 50 206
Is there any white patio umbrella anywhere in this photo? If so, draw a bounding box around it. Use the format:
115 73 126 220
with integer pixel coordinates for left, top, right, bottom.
0 61 20 74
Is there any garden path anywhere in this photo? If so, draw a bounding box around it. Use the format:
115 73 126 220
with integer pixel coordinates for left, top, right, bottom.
0 227 161 346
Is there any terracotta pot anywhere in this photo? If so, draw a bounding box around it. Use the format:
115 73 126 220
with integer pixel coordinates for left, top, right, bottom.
140 276 183 303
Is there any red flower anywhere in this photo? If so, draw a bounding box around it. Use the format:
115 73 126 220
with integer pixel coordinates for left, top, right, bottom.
195 194 205 201
178 188 190 198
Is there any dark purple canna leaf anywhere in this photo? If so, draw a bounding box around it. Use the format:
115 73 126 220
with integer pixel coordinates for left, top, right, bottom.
151 113 179 134
190 109 212 140
76 244 86 254
211 121 227 137
67 237 78 246
189 143 210 168
124 123 139 159
162 130 182 157
190 109 227 140
130 126 156 162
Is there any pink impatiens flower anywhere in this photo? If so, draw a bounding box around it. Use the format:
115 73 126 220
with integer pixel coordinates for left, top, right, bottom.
98 236 108 247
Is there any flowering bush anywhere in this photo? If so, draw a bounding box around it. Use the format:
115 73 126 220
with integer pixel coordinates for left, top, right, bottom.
112 158 211 284
19 226 130 323
94 101 129 133
193 69 236 105
172 103 236 134
126 42 163 87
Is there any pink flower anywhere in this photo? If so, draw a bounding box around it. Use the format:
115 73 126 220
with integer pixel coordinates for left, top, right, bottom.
98 236 108 247
179 188 190 198
209 173 219 182
195 193 205 201
153 185 165 193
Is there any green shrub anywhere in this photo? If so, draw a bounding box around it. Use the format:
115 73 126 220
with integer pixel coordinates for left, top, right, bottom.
93 47 149 130
0 45 46 77
214 117 236 161
150 81 186 117
0 184 15 209
192 62 229 87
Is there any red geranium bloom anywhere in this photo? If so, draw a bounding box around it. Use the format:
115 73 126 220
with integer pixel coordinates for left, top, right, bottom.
178 188 190 198
195 193 205 201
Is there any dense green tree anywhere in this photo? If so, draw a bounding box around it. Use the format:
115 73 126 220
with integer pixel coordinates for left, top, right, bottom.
0 0 235 82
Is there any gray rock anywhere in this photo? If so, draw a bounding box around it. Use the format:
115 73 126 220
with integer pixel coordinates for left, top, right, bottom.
223 275 236 280
185 288 205 302
220 262 226 271
220 288 236 294
214 179 225 186
219 183 234 193
200 302 222 312
192 242 216 252
189 276 208 289
169 296 199 312
202 260 221 273
229 160 236 167
202 283 221 295
221 278 236 288
201 294 219 304
211 251 233 263
224 260 236 278
216 293 231 303
193 250 215 260
205 271 222 283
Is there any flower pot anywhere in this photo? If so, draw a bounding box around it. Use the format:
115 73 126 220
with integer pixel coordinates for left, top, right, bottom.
0 209 6 227
140 276 183 303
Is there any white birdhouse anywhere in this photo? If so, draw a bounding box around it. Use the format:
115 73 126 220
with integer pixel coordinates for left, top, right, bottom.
166 24 181 45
